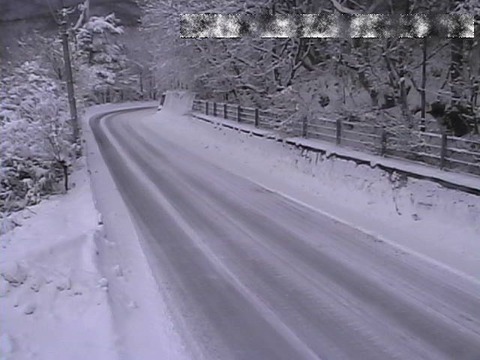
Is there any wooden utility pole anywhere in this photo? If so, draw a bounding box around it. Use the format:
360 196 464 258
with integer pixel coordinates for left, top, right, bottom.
60 8 79 141
420 37 427 132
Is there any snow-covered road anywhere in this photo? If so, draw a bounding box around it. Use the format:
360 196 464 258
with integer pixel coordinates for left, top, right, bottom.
90 109 480 360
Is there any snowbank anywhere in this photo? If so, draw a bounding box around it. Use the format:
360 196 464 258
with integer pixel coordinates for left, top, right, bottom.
140 110 480 281
0 158 118 360
159 91 195 116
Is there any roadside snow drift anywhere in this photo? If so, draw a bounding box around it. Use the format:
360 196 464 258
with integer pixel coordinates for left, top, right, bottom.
160 91 195 116
0 158 118 360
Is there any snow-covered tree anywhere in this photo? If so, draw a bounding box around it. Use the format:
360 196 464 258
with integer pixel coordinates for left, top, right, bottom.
73 13 128 104
139 0 479 138
1 60 76 213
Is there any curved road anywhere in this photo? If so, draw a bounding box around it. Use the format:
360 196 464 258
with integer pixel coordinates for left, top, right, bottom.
90 109 480 360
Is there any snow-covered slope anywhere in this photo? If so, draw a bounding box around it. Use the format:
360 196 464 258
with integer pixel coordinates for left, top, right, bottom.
0 158 118 360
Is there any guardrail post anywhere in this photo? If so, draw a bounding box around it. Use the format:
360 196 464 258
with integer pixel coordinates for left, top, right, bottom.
205 101 209 116
224 103 227 119
440 133 447 169
302 117 308 137
213 102 217 117
237 105 241 123
254 108 259 128
336 119 342 145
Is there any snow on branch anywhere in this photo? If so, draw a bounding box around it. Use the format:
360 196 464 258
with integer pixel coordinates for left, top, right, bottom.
330 0 363 15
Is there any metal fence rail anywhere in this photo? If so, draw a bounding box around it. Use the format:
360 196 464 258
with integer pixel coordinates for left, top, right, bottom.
192 100 480 177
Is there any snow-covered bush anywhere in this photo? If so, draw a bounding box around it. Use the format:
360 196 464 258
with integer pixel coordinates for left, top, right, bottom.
1 61 76 214
0 156 61 213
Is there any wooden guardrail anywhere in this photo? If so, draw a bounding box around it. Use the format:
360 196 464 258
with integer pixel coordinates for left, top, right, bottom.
192 100 480 177
193 100 282 130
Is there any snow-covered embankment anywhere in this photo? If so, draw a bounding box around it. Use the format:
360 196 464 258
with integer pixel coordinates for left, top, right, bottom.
0 156 118 360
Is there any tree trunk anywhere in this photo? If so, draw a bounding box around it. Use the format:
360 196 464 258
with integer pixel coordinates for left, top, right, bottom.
400 76 413 128
450 38 464 105
450 0 464 106
358 70 378 106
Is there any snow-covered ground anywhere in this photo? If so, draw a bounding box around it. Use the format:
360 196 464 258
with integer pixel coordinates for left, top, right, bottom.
2 101 478 359
0 157 118 360
143 109 480 281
